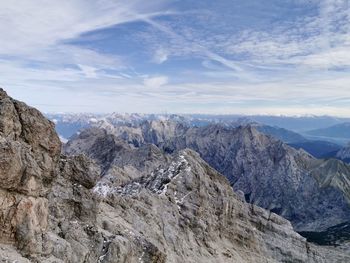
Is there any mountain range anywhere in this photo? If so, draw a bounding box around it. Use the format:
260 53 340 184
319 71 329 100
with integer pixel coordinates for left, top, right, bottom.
65 120 350 233
2 91 350 262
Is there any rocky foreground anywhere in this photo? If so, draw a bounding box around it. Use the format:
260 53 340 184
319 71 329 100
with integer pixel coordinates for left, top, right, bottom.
1 88 350 262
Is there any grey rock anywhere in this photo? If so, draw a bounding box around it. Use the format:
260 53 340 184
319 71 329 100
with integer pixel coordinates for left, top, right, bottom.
158 124 350 231
0 88 61 257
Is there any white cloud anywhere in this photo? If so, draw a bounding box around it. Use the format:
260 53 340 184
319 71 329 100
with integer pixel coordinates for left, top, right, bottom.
0 0 168 55
153 48 169 64
143 17 245 73
143 76 169 88
223 0 350 70
0 0 169 83
77 64 98 78
1 0 350 116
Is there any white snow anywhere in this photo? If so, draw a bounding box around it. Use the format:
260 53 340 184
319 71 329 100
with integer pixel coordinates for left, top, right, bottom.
93 182 112 197
59 136 68 143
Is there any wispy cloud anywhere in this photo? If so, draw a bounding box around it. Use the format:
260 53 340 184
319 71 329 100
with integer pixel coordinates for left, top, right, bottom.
143 75 169 88
222 0 350 71
0 0 169 83
1 0 350 116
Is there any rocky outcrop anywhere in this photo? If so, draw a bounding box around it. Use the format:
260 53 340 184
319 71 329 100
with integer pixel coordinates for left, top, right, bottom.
0 88 61 258
65 127 169 176
92 119 188 148
91 150 350 262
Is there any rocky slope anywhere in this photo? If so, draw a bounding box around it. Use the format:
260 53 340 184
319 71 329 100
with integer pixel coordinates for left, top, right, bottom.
67 121 350 233
1 88 350 262
336 144 350 163
160 125 350 232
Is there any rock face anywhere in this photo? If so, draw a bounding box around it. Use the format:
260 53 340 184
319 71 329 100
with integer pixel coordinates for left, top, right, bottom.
1 88 350 262
160 125 350 232
90 150 349 263
0 88 61 258
65 127 170 176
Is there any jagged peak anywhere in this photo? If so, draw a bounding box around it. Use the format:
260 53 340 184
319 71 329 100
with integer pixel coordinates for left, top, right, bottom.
93 150 192 197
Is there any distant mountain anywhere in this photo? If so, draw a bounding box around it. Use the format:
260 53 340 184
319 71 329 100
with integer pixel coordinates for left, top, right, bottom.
47 113 350 141
192 114 350 132
289 141 342 159
306 123 350 141
46 113 190 141
247 115 349 132
336 144 350 163
252 125 343 158
46 113 99 140
255 125 307 143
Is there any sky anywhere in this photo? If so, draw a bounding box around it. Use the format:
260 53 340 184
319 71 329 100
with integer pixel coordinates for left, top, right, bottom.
1 0 350 116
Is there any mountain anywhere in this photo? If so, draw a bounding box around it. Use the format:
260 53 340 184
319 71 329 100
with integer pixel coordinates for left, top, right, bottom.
336 144 350 163
65 127 170 178
159 125 350 232
255 124 307 143
238 124 342 158
4 89 349 261
47 113 350 143
288 140 342 159
189 115 350 132
67 120 350 233
49 112 345 162
306 123 350 143
248 115 349 132
46 113 190 141
45 113 100 141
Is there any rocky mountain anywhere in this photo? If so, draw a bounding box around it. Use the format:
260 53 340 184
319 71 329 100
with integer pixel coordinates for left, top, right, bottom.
160 125 350 232
247 115 349 132
66 121 350 234
2 89 350 262
255 124 307 143
289 140 342 159
336 144 350 163
46 113 190 142
306 123 350 144
50 112 345 162
245 123 343 158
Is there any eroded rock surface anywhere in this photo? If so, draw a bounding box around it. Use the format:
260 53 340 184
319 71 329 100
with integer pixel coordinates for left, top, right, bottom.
0 88 61 258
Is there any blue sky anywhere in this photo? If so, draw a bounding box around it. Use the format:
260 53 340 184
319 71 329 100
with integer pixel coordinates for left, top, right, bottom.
1 0 350 116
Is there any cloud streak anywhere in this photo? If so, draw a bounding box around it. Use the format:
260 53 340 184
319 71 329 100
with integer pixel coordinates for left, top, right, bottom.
0 0 349 116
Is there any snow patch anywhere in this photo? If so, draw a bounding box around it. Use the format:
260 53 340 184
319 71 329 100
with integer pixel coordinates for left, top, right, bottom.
93 182 112 197
93 153 192 198
59 136 68 143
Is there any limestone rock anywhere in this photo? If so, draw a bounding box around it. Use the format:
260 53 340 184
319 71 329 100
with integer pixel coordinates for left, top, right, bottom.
0 88 60 257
